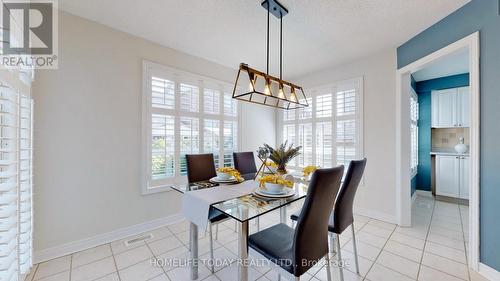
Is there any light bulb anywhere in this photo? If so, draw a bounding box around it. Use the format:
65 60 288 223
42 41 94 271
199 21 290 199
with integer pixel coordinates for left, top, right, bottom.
264 82 271 96
278 87 285 99
290 89 297 102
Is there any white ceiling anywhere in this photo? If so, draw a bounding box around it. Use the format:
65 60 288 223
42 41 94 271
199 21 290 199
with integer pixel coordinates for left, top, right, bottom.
412 48 469 82
58 0 470 78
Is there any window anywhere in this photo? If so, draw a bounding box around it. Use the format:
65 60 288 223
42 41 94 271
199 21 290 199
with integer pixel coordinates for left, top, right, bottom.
1 70 34 280
410 88 419 176
280 78 363 174
142 61 239 193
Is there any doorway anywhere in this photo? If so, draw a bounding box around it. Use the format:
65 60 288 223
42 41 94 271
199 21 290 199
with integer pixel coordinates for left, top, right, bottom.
395 32 480 270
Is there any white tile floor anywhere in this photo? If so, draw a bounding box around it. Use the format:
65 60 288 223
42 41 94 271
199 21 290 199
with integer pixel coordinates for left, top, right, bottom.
25 195 490 281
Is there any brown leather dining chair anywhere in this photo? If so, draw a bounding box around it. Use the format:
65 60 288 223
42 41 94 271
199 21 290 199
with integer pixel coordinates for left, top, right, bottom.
290 158 367 281
233 151 258 180
185 153 230 273
248 166 345 281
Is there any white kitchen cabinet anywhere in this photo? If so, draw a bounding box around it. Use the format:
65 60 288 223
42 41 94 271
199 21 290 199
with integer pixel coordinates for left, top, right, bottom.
435 155 469 199
436 155 460 197
459 156 469 199
458 87 470 127
431 86 469 128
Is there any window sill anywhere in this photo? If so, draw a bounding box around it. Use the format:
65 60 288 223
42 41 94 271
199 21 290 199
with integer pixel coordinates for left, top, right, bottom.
141 185 175 195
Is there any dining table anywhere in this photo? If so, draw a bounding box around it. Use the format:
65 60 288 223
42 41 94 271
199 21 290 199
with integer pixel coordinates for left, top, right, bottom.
170 172 310 281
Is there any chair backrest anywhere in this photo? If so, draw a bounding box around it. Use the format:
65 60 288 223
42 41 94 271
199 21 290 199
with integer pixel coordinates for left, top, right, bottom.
185 154 217 183
233 152 257 175
332 158 367 234
293 166 344 276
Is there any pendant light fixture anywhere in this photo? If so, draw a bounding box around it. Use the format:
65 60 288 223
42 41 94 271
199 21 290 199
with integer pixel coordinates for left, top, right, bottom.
231 0 309 110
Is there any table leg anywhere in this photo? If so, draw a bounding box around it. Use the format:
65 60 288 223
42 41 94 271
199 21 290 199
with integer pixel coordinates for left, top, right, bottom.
190 222 198 280
238 221 249 281
280 200 287 224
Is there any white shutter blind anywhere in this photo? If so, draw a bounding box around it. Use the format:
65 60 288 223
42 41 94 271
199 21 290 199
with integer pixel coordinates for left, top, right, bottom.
297 123 313 166
203 89 220 114
179 117 199 175
316 122 333 167
223 121 237 167
203 119 220 168
335 88 358 171
315 94 332 118
280 78 363 173
152 77 175 109
151 114 175 179
0 75 33 281
223 93 237 117
180 83 199 112
18 94 32 275
143 62 238 191
410 90 419 173
0 85 19 281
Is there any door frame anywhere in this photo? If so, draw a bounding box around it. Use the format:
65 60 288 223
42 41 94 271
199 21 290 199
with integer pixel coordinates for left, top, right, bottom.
395 32 480 270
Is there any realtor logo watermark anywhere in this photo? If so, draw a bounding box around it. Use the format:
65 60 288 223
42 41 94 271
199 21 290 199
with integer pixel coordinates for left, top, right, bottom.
1 0 58 69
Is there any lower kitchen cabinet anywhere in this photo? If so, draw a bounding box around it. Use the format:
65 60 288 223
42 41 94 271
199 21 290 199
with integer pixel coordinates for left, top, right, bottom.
436 155 469 199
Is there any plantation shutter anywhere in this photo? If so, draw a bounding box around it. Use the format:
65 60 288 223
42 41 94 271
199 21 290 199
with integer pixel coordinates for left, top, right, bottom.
0 70 34 281
335 88 358 172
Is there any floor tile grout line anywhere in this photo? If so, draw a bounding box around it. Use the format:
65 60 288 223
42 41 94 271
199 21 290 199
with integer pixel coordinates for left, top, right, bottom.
457 201 471 281
110 244 122 281
415 196 436 281
371 209 432 280
143 238 174 281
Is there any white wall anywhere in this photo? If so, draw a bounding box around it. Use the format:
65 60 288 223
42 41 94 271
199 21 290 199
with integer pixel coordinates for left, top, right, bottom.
297 50 398 222
32 12 275 257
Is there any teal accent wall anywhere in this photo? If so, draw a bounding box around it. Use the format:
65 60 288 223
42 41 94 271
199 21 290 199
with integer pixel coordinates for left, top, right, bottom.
415 74 470 192
397 0 500 270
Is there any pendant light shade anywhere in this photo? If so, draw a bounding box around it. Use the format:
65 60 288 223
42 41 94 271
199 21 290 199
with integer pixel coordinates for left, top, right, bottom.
232 63 308 109
232 0 309 110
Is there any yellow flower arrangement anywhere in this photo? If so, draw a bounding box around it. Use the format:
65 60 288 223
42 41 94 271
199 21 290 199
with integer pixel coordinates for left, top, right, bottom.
303 165 318 177
259 174 294 188
217 167 243 182
265 161 278 167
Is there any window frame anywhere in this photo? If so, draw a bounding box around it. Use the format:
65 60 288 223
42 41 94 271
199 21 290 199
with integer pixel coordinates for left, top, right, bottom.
277 77 364 182
141 61 241 194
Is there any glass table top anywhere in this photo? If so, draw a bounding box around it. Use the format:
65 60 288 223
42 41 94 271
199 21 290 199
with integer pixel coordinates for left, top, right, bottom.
170 174 310 222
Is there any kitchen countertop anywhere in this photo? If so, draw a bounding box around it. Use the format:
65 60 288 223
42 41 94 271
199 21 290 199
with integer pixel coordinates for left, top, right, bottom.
430 148 469 156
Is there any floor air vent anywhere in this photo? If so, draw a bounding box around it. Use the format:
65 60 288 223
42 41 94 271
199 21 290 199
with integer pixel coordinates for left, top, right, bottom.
124 233 154 247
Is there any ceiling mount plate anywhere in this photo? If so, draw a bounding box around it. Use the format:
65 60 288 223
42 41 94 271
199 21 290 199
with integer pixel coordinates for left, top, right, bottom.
261 0 288 18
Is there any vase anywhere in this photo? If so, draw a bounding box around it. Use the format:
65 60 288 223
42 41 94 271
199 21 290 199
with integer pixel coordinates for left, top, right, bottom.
277 164 287 174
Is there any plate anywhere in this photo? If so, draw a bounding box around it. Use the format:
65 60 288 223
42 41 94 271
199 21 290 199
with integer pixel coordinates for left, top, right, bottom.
254 188 295 198
209 176 240 184
260 188 287 195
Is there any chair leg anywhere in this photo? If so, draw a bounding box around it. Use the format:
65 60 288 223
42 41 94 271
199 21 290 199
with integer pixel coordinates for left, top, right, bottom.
336 234 344 281
295 277 300 281
351 223 360 274
325 253 333 281
209 223 215 273
215 224 218 240
277 274 281 281
329 232 335 253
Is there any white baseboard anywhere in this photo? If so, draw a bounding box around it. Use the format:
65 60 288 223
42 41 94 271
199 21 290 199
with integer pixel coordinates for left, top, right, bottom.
354 207 398 224
415 190 433 198
479 262 500 280
34 213 184 264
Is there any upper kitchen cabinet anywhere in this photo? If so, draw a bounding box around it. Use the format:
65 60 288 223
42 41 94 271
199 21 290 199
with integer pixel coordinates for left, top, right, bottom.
431 86 470 128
